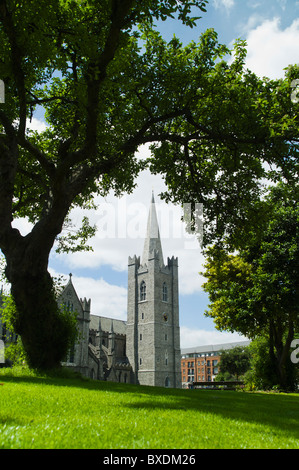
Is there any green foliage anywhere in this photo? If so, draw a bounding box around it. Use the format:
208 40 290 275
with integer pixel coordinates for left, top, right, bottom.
214 370 234 382
0 0 210 370
3 339 27 366
56 216 97 254
0 294 18 334
149 51 299 247
202 253 257 336
55 303 79 357
202 183 299 390
0 0 297 371
203 185 299 337
0 0 209 233
245 337 280 391
0 282 79 369
0 294 27 366
216 346 251 381
244 336 298 392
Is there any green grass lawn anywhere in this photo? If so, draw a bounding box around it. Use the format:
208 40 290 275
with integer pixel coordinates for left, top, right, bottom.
0 367 298 449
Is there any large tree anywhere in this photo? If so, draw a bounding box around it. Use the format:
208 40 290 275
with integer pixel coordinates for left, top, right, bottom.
0 0 297 371
215 346 251 381
149 51 299 248
0 0 209 369
202 184 299 390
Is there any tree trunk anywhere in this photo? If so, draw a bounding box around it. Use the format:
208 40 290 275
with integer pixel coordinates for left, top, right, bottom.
3 220 72 370
9 269 70 370
276 327 295 392
271 319 295 391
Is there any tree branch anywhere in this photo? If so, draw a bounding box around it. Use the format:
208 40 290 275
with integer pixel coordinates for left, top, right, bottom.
0 0 27 138
55 0 136 175
18 136 56 181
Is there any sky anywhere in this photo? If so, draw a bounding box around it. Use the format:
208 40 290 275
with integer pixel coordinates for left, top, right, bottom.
8 0 299 349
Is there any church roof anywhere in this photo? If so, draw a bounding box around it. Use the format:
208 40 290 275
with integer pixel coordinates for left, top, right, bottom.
142 192 164 266
90 315 126 335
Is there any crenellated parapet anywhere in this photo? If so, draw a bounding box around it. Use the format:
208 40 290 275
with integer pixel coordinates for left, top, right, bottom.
167 256 178 267
128 255 140 267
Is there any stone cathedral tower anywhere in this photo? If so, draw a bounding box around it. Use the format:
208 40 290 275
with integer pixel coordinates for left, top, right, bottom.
126 193 181 388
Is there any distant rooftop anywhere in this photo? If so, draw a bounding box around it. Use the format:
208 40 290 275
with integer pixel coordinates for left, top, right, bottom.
181 340 250 356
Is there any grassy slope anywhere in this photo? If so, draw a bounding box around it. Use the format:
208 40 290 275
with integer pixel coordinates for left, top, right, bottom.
0 368 298 449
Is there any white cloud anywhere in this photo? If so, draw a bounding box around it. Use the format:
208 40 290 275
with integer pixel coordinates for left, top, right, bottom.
49 268 246 349
180 326 248 349
50 269 128 321
9 141 206 323
47 269 246 348
26 117 47 133
238 12 266 36
245 17 299 79
74 275 127 320
11 217 33 236
55 160 205 296
213 0 235 11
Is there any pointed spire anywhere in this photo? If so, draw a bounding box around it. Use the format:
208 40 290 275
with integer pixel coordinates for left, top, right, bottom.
142 191 164 266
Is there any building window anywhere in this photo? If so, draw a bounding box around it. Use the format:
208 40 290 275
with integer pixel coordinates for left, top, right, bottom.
140 357 142 365
65 300 73 312
162 283 168 302
140 333 142 341
69 344 75 363
165 334 168 341
140 281 146 301
141 312 144 320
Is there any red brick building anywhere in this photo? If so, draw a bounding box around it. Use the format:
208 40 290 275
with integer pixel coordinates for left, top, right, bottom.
181 341 250 388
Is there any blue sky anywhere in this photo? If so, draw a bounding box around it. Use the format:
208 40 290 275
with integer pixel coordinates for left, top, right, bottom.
9 0 299 348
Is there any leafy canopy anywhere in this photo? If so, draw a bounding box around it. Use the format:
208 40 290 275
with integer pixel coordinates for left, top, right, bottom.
202 183 299 337
2 0 298 254
0 0 207 231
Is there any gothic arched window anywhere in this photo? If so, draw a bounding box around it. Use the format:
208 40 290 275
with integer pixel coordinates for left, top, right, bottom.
140 281 146 301
69 344 75 363
162 282 168 302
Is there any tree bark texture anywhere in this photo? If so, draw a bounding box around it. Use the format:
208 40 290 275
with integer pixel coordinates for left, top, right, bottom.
269 319 295 391
3 232 73 370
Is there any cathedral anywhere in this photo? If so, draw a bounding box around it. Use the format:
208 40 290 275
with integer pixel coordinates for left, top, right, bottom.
58 193 181 388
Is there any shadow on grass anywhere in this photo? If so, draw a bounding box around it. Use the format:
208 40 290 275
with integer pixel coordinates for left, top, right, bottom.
125 391 299 441
0 367 298 441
